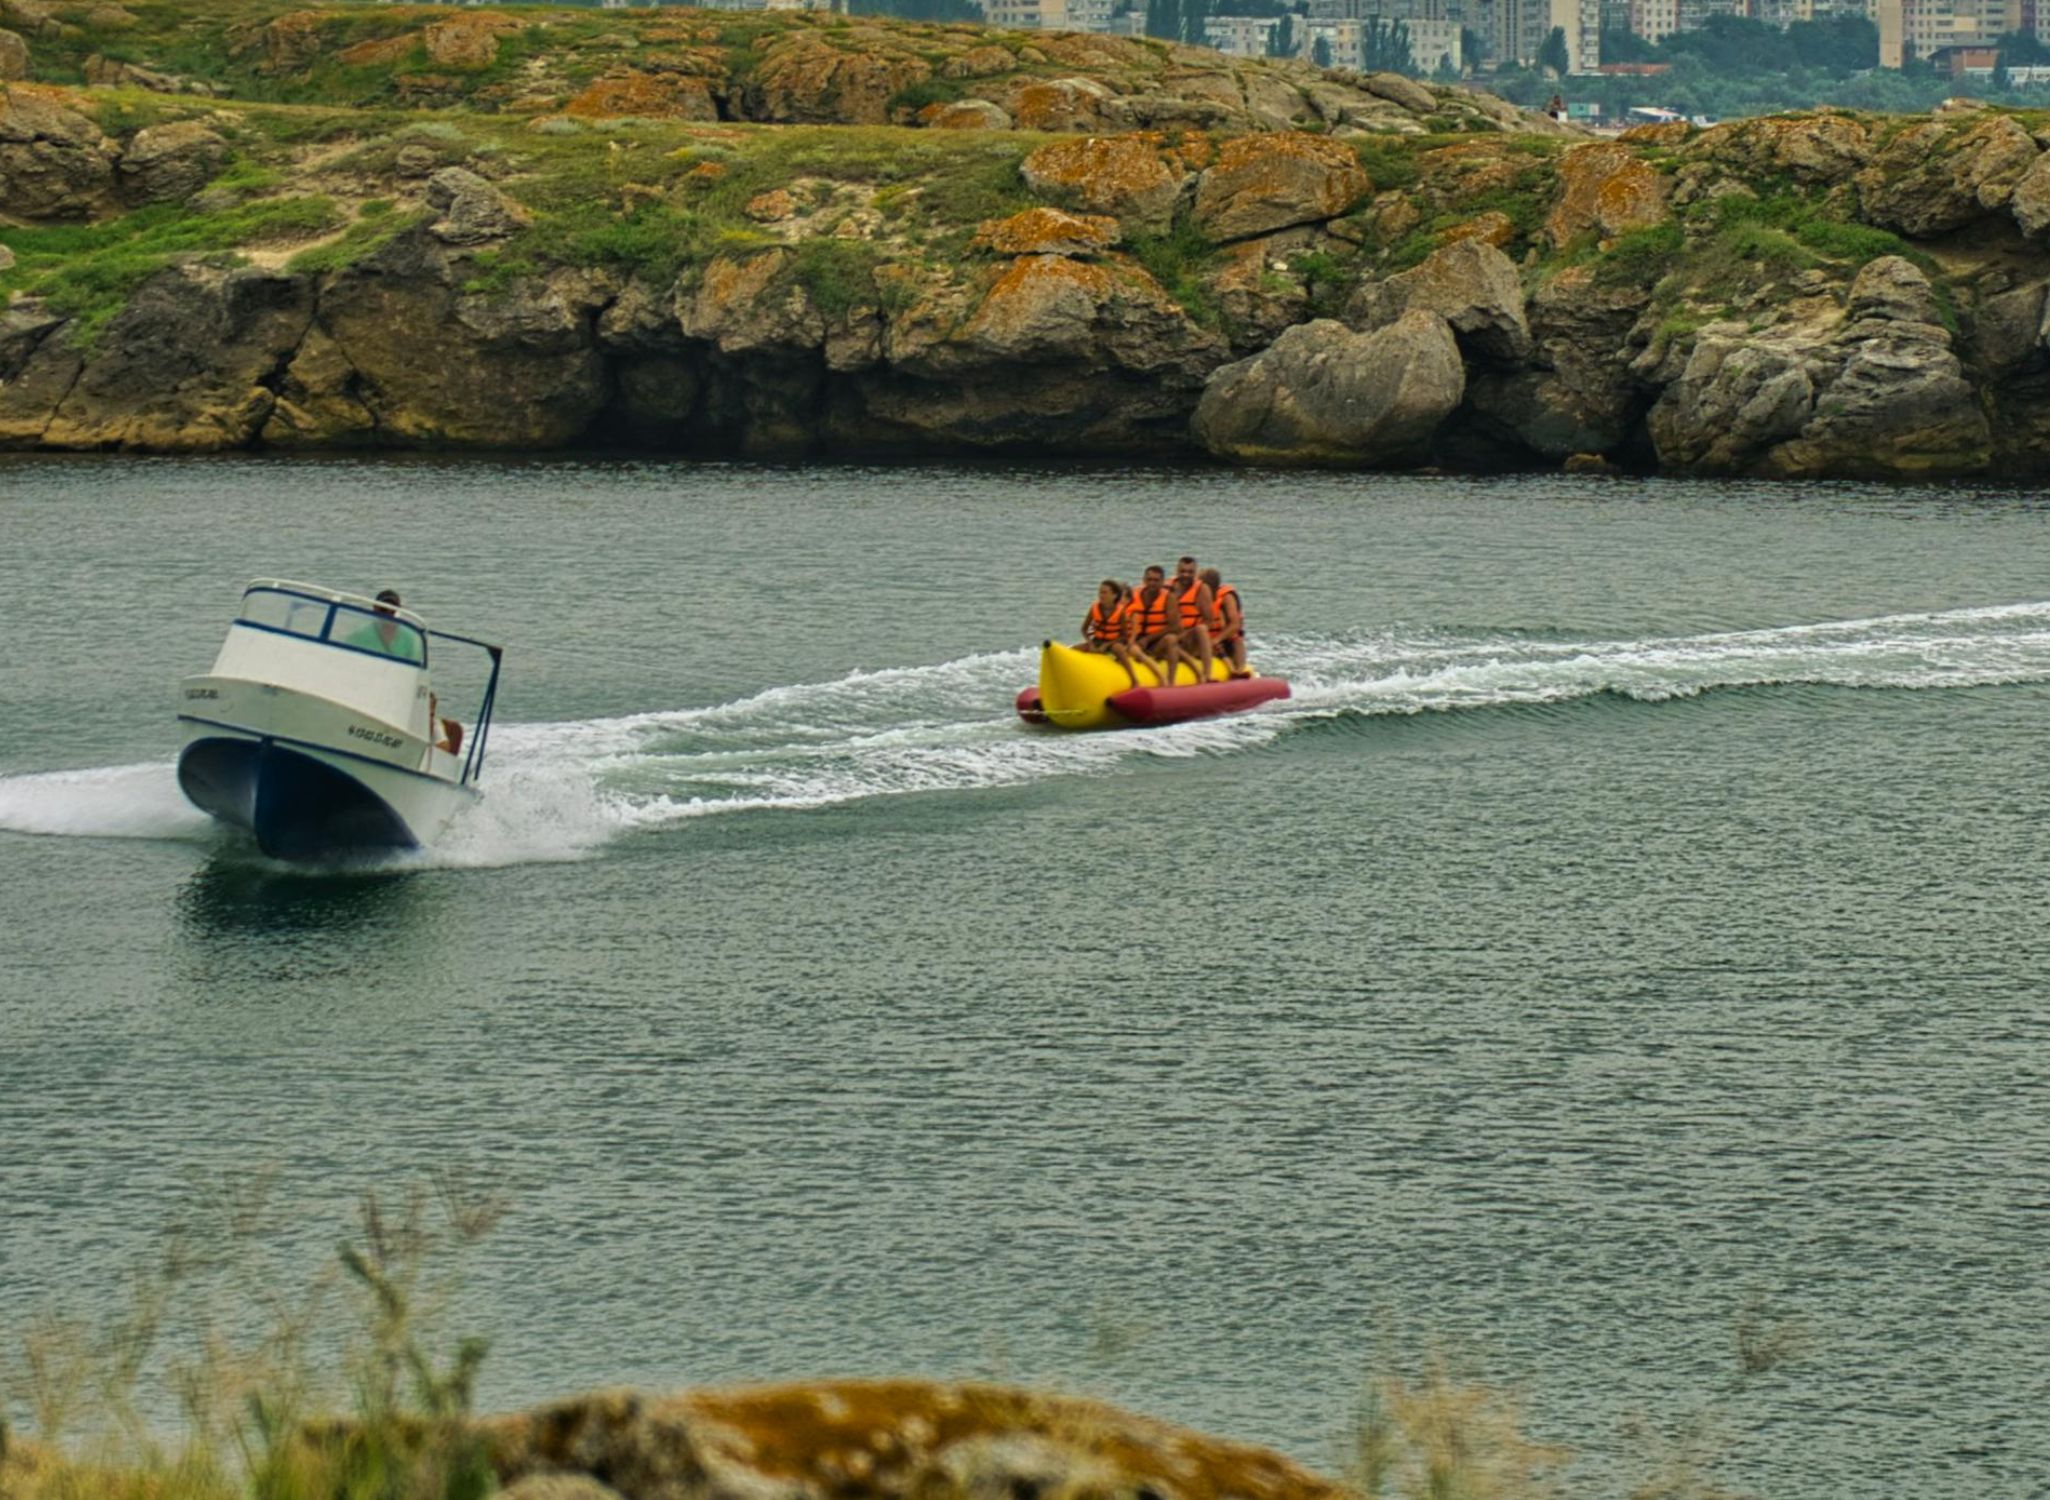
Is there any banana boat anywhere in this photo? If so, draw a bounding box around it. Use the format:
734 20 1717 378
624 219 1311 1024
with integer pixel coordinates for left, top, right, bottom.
1016 640 1290 731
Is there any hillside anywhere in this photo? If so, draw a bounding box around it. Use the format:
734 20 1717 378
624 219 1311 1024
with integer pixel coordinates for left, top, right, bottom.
7 3 2050 476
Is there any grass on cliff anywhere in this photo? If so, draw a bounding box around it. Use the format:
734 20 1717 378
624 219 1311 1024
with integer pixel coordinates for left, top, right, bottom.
0 1173 503 1500
0 196 340 348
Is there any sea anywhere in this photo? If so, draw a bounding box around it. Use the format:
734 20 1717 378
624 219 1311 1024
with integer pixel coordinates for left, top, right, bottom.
3 455 2048 1498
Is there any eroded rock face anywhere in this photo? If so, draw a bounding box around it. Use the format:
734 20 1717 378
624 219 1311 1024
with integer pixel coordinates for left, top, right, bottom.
117 120 227 205
1193 312 1464 466
0 28 28 81
1191 132 1370 242
1649 256 1989 478
1856 114 2038 236
0 85 117 221
25 266 314 451
1348 238 1530 364
917 98 1009 130
301 232 609 448
1020 135 1186 238
1463 265 1651 460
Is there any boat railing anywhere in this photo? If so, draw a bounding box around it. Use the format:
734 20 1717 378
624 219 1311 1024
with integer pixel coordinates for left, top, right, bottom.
429 630 504 789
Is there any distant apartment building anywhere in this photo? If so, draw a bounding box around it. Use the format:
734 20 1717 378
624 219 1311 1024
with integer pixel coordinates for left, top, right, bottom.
1204 12 1287 54
1897 0 2020 58
1628 0 1680 42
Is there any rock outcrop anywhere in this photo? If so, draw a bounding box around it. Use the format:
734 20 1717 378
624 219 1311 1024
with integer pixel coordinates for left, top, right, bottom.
1347 239 1531 364
1648 257 1990 478
1191 133 1370 242
1193 312 1464 466
481 1382 1345 1500
0 85 117 220
116 119 226 204
0 27 28 81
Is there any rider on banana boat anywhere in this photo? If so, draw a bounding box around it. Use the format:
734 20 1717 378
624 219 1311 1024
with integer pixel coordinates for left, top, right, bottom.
1169 556 1217 685
1130 565 1189 683
1202 567 1249 679
1077 579 1153 689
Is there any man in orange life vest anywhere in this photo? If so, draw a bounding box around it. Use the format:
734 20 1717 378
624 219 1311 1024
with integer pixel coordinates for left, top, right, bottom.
1130 564 1187 683
1076 578 1152 688
1167 555 1217 684
1202 566 1248 678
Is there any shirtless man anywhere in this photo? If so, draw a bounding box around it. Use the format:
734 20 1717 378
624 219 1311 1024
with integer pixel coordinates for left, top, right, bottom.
1168 555 1216 685
1202 566 1247 677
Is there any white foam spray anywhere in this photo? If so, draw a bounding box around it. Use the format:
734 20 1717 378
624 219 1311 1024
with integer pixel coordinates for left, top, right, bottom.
7 603 2050 869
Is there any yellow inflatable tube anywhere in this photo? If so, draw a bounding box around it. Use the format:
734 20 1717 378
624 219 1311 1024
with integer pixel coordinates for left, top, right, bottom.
1035 640 1234 731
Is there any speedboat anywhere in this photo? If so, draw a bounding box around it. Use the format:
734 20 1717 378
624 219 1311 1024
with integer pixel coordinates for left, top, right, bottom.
175 580 503 862
1016 640 1290 731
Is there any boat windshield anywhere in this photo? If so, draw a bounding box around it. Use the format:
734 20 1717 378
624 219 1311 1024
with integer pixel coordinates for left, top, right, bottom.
237 587 427 666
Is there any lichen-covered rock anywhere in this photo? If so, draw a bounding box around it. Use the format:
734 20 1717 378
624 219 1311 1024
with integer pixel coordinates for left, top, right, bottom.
0 85 116 220
1545 141 1667 247
422 12 522 70
748 34 929 126
940 45 1014 80
566 68 718 121
1192 132 1371 242
0 28 27 81
1361 71 1434 114
482 1380 1346 1500
1856 114 2038 236
1348 238 1530 363
425 165 531 245
1004 76 1113 132
117 120 227 205
1441 210 1516 249
1020 134 1186 238
970 207 1120 258
917 98 1009 130
1690 112 1870 187
1193 312 1464 466
83 53 190 92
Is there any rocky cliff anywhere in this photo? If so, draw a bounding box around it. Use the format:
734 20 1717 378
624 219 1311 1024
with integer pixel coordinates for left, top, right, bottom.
6 7 2050 477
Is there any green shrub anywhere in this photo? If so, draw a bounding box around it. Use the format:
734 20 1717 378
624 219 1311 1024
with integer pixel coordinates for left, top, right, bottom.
788 238 883 318
1129 220 1220 327
1349 134 1422 192
1595 221 1683 287
886 77 966 115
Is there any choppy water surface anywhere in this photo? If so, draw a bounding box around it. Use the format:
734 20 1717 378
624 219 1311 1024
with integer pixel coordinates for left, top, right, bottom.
4 458 2049 1497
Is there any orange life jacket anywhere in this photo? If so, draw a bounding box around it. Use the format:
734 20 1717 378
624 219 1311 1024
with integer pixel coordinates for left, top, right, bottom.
1211 583 1240 633
1135 585 1171 636
1176 577 1207 629
1087 596 1131 644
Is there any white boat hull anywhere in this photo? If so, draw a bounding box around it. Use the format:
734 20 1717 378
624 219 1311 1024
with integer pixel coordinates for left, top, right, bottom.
177 679 475 863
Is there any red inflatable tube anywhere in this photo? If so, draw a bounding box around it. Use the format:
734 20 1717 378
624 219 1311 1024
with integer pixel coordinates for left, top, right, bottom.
1106 676 1291 724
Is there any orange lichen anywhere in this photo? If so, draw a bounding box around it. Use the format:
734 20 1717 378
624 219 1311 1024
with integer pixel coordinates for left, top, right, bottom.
338 33 416 68
1440 210 1517 248
421 12 523 70
1020 134 1183 226
565 69 717 121
1544 141 1667 246
969 206 1120 257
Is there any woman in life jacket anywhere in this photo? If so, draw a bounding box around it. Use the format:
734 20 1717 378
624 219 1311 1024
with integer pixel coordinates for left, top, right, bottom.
1077 579 1152 688
1202 567 1248 678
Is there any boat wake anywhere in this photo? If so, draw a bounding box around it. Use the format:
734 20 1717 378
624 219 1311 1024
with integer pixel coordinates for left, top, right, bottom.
7 601 2050 869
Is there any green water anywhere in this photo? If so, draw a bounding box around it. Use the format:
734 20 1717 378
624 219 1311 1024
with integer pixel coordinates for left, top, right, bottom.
4 456 2049 1496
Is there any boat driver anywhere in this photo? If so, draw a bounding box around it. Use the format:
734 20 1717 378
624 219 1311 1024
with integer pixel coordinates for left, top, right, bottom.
349 588 461 755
